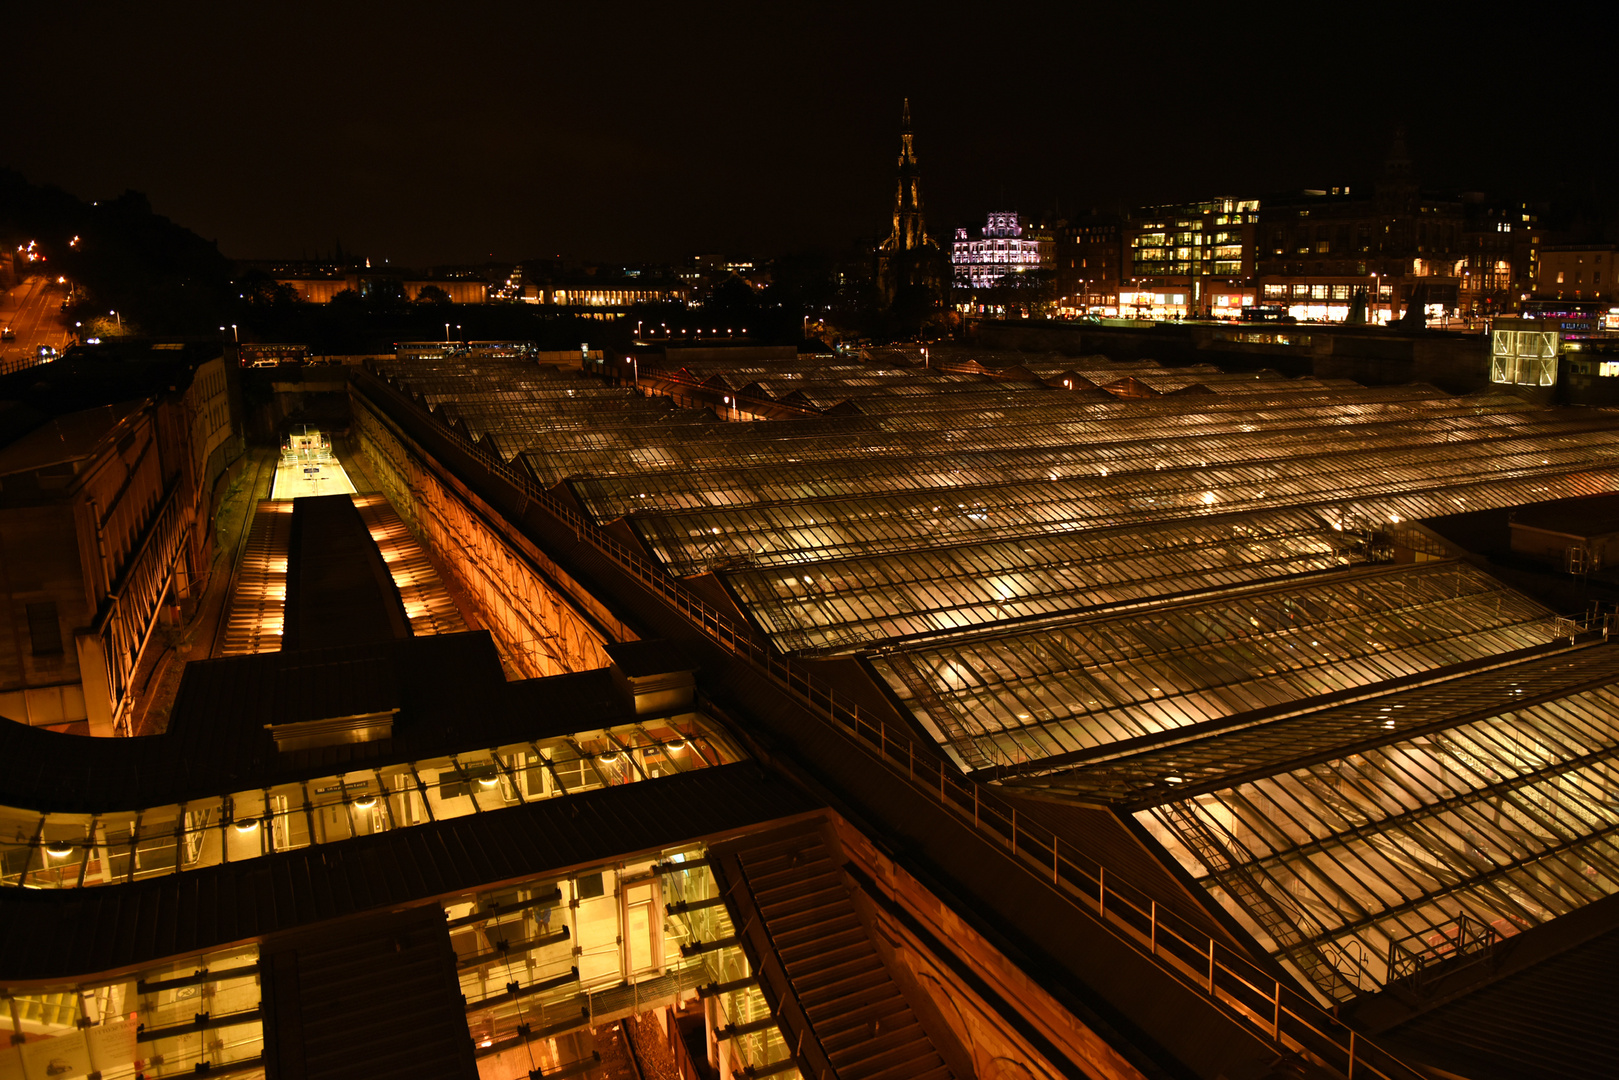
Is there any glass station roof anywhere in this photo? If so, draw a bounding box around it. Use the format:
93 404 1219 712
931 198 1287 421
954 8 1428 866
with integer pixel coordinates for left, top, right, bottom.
868 561 1557 772
1061 644 1619 1004
369 350 1619 1004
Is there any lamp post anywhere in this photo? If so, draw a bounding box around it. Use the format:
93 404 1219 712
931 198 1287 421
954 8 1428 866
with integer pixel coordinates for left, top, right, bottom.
445 322 451 341
110 309 120 330
231 324 238 343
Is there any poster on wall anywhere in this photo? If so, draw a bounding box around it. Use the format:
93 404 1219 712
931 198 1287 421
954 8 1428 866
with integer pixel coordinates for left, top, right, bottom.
87 1016 139 1073
18 1029 92 1079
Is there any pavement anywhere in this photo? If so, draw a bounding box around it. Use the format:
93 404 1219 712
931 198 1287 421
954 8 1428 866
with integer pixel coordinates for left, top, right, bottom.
0 274 73 375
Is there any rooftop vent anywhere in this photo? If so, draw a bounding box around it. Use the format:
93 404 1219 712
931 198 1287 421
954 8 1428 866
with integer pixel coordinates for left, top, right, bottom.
604 640 697 716
265 708 398 752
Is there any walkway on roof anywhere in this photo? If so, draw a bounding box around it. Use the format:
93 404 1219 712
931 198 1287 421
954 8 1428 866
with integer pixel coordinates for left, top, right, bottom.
217 491 468 657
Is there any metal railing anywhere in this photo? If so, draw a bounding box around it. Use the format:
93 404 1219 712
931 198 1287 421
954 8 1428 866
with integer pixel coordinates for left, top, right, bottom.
358 369 1427 1080
1387 915 1500 991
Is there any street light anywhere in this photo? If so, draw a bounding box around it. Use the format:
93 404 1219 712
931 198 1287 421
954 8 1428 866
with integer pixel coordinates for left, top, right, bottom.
110 309 121 330
231 324 238 342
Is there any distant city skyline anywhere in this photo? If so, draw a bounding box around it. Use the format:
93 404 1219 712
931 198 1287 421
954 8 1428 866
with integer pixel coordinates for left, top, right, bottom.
7 4 1617 265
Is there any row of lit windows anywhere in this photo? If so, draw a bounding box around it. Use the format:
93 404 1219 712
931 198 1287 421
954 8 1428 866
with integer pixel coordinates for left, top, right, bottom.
1263 284 1394 300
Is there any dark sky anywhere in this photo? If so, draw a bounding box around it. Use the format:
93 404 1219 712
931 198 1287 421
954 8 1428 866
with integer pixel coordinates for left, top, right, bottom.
10 3 1617 266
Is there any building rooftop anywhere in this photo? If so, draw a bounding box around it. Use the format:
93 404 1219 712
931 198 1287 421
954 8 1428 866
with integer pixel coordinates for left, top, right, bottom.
362 345 1619 1017
0 762 812 982
0 398 145 475
0 341 224 457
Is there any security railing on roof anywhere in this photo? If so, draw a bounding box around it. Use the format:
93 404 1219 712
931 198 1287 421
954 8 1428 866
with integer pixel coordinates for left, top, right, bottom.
1385 914 1500 991
361 370 1428 1080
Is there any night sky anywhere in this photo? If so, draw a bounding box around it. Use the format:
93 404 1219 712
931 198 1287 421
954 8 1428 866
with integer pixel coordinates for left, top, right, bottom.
10 4 1616 266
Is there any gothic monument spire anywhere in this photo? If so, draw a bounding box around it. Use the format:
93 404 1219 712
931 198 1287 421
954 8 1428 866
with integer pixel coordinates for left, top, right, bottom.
884 97 930 253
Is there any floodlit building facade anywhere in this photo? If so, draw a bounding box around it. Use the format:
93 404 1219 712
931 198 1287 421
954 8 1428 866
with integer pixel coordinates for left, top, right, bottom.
0 345 241 734
952 212 1054 290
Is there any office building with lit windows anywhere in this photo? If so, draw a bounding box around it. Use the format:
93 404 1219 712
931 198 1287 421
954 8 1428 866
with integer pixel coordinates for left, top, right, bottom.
1052 216 1124 315
1251 136 1538 325
1122 197 1258 319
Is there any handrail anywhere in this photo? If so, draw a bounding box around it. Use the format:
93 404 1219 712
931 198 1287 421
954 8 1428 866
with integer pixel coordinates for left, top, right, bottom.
357 366 1427 1080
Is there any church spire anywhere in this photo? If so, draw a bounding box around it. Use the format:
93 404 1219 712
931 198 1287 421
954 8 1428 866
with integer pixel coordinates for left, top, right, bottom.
884 98 929 253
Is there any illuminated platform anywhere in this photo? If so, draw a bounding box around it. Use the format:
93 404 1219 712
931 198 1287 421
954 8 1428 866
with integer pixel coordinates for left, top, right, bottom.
270 453 356 499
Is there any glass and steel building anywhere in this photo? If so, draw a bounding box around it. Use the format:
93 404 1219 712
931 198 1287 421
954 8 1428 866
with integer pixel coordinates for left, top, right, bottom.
354 344 1619 1024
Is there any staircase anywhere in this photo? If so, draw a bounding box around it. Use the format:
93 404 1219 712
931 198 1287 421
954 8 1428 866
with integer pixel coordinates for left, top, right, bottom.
217 501 292 655
714 825 953 1080
352 494 468 637
8 990 77 1030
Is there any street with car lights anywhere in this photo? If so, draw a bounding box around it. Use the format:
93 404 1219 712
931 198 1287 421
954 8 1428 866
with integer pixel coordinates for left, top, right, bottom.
0 274 73 374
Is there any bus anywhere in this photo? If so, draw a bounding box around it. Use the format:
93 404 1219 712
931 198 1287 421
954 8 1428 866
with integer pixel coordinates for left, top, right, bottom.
241 343 310 368
1519 300 1611 337
395 341 464 360
1239 305 1295 324
466 341 537 359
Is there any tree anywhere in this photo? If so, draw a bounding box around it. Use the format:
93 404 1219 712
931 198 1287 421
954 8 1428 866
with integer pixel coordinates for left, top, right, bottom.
414 284 452 305
237 270 301 308
983 269 1057 318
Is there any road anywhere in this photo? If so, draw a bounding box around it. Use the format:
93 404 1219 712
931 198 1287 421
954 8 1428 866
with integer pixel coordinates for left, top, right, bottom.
0 275 74 375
